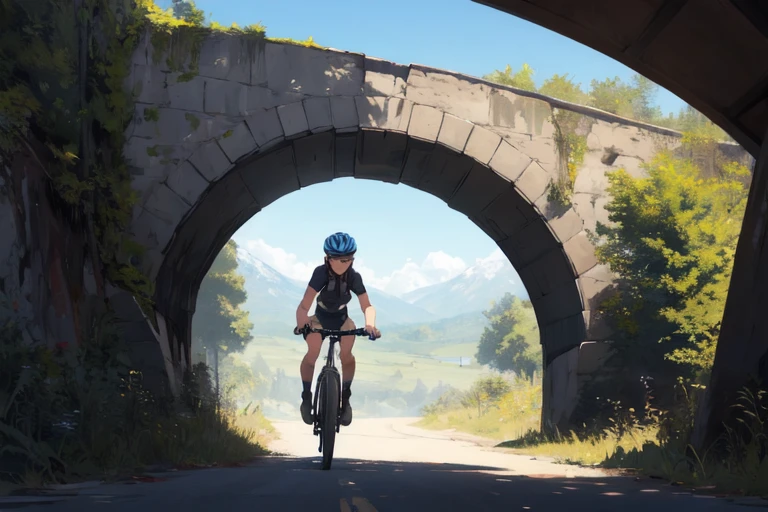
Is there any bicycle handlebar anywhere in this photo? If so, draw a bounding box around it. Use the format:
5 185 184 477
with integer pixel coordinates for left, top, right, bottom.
293 324 379 341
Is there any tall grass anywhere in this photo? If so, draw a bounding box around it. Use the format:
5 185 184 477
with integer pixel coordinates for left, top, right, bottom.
0 306 272 492
417 373 768 496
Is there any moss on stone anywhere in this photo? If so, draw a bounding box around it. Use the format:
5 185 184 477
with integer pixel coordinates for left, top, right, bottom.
222 129 233 138
185 112 200 131
143 106 160 122
146 145 159 157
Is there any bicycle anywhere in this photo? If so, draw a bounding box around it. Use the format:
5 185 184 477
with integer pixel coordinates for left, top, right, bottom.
293 324 378 470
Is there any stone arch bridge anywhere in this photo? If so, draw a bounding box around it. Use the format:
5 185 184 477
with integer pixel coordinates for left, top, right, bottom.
0 30 751 433
110 32 750 431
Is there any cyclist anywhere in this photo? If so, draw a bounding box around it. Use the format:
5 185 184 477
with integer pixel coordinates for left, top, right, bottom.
295 232 381 427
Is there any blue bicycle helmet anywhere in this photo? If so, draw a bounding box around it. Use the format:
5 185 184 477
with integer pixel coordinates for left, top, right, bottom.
324 232 357 257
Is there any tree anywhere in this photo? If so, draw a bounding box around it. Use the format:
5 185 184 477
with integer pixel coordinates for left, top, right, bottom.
475 294 541 379
483 63 536 92
171 0 205 25
538 73 589 104
192 239 253 399
461 376 512 417
592 151 750 402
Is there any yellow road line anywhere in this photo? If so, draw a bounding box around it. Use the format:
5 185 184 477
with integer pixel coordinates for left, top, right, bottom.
339 496 378 511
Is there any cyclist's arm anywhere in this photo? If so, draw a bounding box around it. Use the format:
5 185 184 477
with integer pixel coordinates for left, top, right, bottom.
296 286 317 325
357 293 376 327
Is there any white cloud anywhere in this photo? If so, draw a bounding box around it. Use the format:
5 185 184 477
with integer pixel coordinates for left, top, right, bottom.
239 239 470 297
365 251 468 296
242 239 316 282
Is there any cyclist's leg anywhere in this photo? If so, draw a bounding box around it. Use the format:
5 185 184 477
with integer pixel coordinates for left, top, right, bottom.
338 316 357 383
339 315 356 426
299 315 323 424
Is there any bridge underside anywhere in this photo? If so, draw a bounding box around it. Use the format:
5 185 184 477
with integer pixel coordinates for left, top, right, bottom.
150 128 613 431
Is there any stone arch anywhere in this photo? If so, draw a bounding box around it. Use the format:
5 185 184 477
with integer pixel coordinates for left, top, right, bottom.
135 100 611 429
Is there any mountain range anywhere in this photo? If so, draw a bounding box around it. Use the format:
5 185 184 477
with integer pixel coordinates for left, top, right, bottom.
235 248 528 335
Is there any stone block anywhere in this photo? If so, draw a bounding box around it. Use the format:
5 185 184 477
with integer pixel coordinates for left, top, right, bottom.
464 125 501 164
400 139 435 186
166 75 205 111
277 101 309 138
165 161 210 206
541 345 580 427
508 219 560 267
478 187 535 239
525 246 577 297
295 132 335 187
413 145 475 204
447 163 508 216
405 67 490 125
132 64 168 105
354 130 407 183
573 153 610 195
188 141 232 182
265 43 364 97
515 263 543 299
218 121 257 163
541 313 586 359
514 160 549 203
489 141 532 182
204 79 249 116
545 206 584 244
238 145 300 209
356 96 413 132
137 185 190 251
363 57 409 97
513 135 558 172
245 108 285 151
303 97 333 133
563 230 598 275
578 263 616 310
437 114 473 152
334 133 357 177
577 341 615 375
407 104 443 142
534 282 584 326
132 108 214 145
330 96 359 132
197 34 251 83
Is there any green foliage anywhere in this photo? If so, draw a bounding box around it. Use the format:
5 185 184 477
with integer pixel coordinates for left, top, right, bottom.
474 293 541 378
171 0 205 25
192 240 253 391
591 151 749 408
461 375 513 417
483 63 536 92
0 300 267 487
483 63 734 141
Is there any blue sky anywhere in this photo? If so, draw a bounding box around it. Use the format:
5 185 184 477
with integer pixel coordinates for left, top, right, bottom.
159 0 692 297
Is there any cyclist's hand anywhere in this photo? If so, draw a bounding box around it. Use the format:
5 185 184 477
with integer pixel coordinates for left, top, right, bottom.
365 325 381 339
297 313 311 330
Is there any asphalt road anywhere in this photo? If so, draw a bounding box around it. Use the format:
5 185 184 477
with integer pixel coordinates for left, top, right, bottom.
3 417 764 511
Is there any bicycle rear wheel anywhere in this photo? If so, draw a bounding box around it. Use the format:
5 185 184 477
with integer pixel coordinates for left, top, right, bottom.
321 371 339 470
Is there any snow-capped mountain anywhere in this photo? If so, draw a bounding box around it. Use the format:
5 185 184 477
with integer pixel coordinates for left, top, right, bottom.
401 251 528 319
235 249 436 333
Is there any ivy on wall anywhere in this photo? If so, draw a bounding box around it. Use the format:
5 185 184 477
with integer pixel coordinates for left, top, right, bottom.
0 0 323 320
548 108 590 206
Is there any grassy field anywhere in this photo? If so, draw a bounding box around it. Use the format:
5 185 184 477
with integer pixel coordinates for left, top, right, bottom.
243 335 487 393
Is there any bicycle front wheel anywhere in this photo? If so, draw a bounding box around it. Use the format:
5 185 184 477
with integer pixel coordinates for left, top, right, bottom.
321 372 339 470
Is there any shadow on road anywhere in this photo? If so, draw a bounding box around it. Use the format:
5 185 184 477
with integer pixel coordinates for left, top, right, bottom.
1 455 760 511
